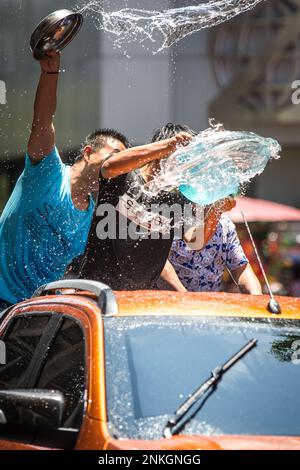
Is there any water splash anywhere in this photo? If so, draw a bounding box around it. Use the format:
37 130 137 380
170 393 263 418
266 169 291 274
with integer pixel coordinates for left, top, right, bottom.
143 121 281 206
77 0 265 52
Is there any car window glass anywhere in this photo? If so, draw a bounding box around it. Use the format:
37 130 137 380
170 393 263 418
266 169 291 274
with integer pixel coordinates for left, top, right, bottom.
104 316 300 439
36 318 85 428
0 316 50 389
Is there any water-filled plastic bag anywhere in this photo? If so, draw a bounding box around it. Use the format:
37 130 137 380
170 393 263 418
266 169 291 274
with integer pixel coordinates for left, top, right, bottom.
144 125 281 206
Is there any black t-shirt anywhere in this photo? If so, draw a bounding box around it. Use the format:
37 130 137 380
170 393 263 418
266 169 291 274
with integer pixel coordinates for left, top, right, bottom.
79 170 185 290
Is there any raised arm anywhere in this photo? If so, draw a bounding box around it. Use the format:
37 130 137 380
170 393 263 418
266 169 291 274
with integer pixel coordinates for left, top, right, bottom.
27 51 60 164
184 198 237 251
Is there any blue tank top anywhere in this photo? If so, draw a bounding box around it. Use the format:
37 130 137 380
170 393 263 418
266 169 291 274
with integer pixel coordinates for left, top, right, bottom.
0 147 94 304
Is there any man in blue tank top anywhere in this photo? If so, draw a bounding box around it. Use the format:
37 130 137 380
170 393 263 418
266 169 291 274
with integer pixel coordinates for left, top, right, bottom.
0 51 130 306
0 52 193 306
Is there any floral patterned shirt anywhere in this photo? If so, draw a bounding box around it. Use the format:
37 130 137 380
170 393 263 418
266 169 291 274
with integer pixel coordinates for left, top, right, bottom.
169 214 248 292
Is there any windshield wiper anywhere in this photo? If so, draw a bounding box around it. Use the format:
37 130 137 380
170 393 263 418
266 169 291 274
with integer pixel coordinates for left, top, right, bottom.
163 338 257 438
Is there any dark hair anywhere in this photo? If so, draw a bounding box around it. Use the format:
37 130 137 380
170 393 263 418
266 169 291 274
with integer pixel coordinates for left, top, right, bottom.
151 123 197 143
76 128 130 162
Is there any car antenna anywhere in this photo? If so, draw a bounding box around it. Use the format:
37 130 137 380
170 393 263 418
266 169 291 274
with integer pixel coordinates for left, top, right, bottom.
241 211 281 315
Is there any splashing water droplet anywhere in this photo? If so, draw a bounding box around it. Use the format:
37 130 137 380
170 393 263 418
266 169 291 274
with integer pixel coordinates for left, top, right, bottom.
76 0 265 52
142 122 281 206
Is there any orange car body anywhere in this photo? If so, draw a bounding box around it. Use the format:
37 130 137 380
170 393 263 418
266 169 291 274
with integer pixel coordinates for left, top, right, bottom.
0 290 299 451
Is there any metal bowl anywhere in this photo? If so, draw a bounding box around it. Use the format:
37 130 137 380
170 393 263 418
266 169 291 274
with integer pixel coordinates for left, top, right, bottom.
30 9 83 60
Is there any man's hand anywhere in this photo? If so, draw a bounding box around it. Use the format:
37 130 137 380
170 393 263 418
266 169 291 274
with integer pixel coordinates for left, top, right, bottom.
168 131 193 153
39 50 60 74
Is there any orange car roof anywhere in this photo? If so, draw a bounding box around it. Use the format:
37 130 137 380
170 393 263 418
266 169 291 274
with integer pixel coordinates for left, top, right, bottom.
17 291 300 321
114 291 300 320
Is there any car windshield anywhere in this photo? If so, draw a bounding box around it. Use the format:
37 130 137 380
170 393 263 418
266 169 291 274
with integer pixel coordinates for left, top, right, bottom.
104 316 300 440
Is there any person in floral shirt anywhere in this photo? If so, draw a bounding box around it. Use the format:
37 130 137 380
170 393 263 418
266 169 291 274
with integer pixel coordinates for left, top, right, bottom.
169 208 262 294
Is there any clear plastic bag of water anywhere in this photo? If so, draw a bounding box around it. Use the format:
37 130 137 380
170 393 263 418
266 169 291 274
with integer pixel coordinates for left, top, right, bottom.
144 124 281 206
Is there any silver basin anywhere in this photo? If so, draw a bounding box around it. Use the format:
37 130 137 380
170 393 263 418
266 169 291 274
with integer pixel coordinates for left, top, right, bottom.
30 9 83 60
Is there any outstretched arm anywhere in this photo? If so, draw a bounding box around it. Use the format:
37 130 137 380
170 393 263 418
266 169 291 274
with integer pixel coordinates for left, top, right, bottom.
231 264 262 295
27 51 60 164
157 260 187 292
101 132 192 179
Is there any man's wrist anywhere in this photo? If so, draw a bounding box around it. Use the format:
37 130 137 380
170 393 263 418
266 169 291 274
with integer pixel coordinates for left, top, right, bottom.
162 137 177 156
41 70 60 75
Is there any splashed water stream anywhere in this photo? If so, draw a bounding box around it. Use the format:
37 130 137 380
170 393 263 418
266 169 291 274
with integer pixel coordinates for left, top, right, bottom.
77 0 265 52
75 1 279 210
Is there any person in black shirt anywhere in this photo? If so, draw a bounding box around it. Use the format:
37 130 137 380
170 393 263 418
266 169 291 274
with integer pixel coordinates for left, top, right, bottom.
78 126 193 290
71 123 229 291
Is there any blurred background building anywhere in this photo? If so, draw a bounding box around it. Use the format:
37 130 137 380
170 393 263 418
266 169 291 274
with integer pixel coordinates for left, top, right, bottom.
1 0 300 294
